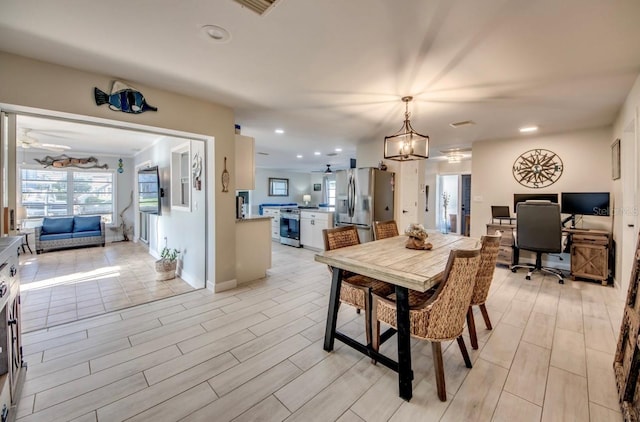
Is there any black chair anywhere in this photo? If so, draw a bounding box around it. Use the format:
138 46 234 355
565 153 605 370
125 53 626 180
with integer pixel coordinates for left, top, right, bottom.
511 201 564 284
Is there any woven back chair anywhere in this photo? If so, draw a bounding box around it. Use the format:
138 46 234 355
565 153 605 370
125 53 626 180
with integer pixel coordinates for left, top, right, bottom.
373 220 399 240
323 225 394 345
467 234 502 349
371 248 481 401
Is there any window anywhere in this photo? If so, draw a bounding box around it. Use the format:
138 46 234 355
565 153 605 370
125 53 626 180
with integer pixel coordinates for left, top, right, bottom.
269 178 289 196
327 180 336 206
20 168 114 224
73 171 114 223
171 142 191 210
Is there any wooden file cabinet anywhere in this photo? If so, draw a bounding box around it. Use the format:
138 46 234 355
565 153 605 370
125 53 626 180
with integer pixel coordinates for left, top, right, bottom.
568 228 612 285
486 223 515 266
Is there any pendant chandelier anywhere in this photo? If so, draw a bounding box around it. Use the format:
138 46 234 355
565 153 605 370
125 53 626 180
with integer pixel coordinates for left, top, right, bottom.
384 96 429 161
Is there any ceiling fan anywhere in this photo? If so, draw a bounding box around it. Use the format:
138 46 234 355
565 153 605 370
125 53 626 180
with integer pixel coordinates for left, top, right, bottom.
18 128 71 152
311 164 334 173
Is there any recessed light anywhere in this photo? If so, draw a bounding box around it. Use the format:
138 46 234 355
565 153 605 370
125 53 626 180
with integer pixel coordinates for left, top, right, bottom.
201 25 231 43
296 154 303 158
275 129 284 134
335 148 342 152
519 126 538 133
314 152 321 156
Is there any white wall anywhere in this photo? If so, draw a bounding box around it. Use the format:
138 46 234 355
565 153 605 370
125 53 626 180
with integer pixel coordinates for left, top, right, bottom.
135 140 206 287
0 51 235 289
250 169 312 214
471 127 613 239
611 73 640 294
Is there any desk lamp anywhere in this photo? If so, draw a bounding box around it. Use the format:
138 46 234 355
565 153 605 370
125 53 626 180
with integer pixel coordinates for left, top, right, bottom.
303 194 311 206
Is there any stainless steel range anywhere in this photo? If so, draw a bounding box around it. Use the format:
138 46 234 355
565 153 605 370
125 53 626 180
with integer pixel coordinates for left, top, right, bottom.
280 208 301 247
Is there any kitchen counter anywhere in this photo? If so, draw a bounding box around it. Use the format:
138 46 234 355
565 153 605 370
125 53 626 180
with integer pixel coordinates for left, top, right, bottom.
236 216 272 223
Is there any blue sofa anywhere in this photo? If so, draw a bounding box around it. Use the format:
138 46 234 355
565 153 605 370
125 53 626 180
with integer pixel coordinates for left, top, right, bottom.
34 216 105 254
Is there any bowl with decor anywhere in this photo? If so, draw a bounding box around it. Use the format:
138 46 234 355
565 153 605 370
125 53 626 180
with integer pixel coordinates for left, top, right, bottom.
404 223 433 250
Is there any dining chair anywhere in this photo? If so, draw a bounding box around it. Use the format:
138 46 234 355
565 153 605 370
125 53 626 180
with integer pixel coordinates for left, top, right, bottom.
371 248 481 401
323 225 395 345
373 220 399 240
466 234 501 350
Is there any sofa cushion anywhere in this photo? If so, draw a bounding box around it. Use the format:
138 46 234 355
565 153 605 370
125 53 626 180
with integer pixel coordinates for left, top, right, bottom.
41 217 74 235
73 216 101 232
40 233 73 241
71 230 102 238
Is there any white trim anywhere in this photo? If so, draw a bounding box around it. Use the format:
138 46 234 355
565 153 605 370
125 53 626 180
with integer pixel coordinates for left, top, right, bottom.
214 278 237 292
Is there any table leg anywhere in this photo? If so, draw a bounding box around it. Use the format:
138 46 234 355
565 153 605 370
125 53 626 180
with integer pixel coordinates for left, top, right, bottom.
395 286 413 400
323 267 342 352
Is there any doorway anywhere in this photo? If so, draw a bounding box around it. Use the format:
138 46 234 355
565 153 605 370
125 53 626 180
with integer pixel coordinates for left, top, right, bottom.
436 173 471 235
2 110 208 330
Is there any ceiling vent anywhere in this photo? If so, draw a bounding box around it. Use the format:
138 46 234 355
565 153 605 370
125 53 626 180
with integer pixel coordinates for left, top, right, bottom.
326 152 338 157
232 0 280 15
257 151 269 155
449 120 475 128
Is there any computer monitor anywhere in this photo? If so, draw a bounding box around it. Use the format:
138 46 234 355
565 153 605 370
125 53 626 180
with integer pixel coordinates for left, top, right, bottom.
561 192 610 216
513 193 558 213
491 206 511 218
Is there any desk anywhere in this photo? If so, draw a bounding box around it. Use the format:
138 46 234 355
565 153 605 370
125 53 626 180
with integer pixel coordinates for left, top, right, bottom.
315 232 479 400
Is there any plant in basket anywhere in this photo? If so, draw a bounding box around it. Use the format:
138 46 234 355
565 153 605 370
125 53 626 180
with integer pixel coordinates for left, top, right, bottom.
155 246 180 280
404 223 433 250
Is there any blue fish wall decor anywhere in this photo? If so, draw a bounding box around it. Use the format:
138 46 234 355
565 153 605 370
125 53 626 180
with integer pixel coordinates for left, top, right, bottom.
94 80 157 114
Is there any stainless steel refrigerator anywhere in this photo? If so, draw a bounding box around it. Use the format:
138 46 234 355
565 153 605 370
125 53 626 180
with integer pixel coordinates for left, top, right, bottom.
335 167 395 243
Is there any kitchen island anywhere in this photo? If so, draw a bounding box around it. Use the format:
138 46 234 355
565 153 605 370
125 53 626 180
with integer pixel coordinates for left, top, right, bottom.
234 216 272 287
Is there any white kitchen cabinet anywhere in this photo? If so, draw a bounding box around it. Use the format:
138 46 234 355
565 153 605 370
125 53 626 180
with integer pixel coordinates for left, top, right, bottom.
263 208 280 240
235 135 255 190
300 211 334 250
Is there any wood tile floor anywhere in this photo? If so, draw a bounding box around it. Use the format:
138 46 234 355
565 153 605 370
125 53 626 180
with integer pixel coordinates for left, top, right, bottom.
19 242 195 332
16 242 625 421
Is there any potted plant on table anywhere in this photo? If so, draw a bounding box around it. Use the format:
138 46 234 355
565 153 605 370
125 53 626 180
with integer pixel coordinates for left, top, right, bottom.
155 246 180 280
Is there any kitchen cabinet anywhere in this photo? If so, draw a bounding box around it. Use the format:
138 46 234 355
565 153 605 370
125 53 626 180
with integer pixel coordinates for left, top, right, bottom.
262 208 280 241
235 135 255 190
301 211 334 251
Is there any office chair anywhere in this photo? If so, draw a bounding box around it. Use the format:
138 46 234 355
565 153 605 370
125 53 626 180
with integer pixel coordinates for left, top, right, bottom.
511 201 564 284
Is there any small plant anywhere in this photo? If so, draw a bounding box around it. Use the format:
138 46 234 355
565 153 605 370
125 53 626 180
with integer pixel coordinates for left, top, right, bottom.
160 247 180 262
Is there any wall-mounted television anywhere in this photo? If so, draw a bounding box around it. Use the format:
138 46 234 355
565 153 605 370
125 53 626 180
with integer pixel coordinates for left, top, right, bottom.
138 166 161 215
561 192 610 217
513 193 559 213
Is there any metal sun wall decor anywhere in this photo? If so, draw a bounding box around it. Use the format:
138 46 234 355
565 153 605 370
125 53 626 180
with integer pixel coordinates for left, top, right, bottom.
94 80 157 114
34 154 108 169
512 148 563 188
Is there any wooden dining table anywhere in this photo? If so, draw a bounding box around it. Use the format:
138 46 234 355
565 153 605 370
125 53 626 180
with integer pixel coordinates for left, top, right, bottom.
314 231 479 400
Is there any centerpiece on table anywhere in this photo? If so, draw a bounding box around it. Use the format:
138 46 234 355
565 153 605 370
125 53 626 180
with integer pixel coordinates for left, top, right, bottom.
404 223 433 250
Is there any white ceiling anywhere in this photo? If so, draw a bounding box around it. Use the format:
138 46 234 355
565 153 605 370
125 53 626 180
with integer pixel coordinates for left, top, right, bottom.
1 0 640 171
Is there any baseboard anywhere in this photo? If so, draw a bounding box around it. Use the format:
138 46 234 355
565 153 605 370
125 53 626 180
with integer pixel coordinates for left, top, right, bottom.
177 268 200 289
214 279 237 292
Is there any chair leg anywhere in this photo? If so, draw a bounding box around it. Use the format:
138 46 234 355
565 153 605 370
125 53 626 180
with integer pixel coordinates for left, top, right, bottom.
479 304 492 330
432 342 447 401
364 293 372 347
457 336 473 368
466 307 478 350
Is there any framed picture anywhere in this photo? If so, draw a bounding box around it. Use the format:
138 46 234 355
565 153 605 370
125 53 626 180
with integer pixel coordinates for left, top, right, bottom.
612 138 621 180
313 183 322 191
269 178 289 196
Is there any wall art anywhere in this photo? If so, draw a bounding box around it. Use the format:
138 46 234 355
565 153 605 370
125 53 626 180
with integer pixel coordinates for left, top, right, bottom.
612 138 621 180
94 80 157 114
512 148 563 188
34 154 108 169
